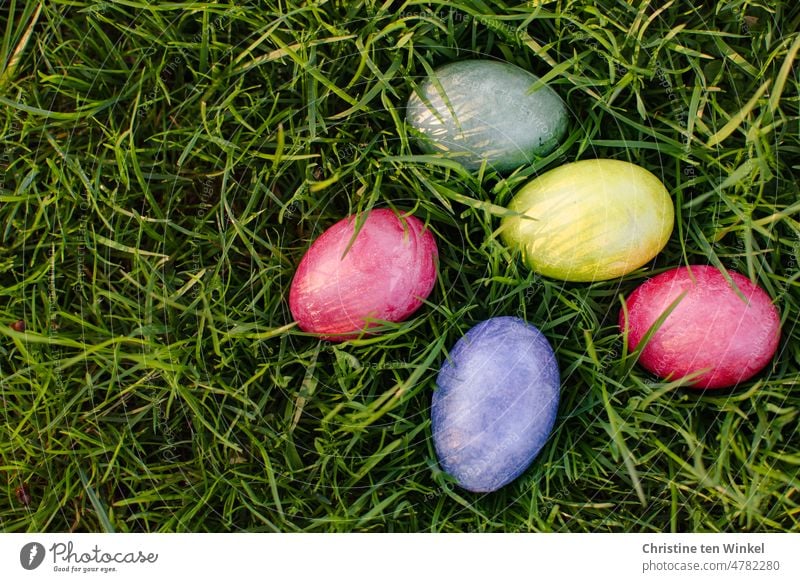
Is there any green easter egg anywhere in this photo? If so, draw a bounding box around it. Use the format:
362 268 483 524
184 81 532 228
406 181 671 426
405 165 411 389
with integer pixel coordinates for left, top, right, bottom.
406 60 568 172
500 159 674 282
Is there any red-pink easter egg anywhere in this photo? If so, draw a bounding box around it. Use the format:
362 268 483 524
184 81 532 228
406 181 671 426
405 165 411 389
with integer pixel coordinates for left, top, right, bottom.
619 265 780 389
289 208 438 341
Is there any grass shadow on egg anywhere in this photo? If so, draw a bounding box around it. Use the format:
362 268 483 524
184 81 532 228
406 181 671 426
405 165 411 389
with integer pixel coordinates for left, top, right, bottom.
619 266 781 392
405 59 569 174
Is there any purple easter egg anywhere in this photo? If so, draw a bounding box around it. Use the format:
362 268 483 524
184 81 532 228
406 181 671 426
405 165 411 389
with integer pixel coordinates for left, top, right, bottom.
432 317 561 492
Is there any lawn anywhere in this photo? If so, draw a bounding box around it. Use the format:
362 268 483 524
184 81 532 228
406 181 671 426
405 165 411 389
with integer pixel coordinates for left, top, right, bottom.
1 0 799 532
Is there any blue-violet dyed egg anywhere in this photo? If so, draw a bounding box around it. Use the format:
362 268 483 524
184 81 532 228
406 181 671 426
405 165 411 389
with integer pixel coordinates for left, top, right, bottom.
432 316 560 492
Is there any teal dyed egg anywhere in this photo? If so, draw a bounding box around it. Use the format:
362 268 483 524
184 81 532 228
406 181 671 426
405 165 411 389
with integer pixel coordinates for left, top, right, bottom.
406 60 568 172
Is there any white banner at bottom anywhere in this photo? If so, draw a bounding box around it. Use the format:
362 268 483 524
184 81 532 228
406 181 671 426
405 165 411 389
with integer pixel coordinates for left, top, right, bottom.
0 533 798 581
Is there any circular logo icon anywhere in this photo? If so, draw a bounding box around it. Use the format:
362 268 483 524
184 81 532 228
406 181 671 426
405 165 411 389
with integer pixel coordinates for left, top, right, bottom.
20 542 46 570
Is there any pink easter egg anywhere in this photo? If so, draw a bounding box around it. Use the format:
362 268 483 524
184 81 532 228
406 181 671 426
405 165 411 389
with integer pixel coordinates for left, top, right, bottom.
289 209 438 341
619 265 780 389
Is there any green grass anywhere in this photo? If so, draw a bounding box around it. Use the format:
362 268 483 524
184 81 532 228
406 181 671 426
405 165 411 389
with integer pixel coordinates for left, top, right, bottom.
1 0 799 532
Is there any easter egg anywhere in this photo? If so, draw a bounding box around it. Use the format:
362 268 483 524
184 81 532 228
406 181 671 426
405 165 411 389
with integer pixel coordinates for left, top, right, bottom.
289 209 438 341
620 265 780 389
500 159 674 282
406 60 568 172
432 317 560 492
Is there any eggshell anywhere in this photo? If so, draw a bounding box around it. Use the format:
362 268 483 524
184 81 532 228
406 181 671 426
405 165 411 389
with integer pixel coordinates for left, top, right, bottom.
620 265 780 389
500 159 674 282
432 317 560 492
289 209 438 341
406 60 568 172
